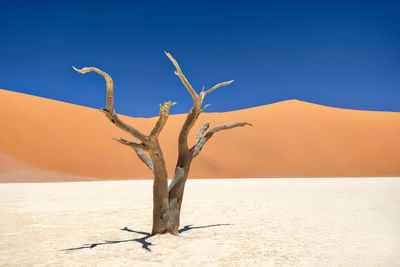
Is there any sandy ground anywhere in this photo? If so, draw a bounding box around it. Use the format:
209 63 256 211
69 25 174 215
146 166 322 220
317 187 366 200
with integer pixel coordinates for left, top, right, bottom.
0 178 399 266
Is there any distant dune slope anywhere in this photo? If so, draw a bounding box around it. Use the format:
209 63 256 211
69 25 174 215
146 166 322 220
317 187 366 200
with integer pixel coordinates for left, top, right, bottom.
1 88 400 181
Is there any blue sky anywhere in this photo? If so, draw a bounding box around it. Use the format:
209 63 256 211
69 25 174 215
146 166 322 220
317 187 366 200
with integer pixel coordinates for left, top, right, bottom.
1 0 399 117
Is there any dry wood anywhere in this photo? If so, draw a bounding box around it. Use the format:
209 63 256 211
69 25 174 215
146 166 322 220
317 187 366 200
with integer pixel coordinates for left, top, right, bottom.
132 139 154 173
112 137 147 150
196 122 210 142
165 52 197 100
73 66 147 141
165 53 252 234
150 101 176 139
74 53 251 235
205 80 234 95
192 122 253 158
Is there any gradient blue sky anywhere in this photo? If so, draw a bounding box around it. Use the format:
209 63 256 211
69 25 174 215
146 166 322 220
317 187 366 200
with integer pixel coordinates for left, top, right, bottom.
1 0 399 117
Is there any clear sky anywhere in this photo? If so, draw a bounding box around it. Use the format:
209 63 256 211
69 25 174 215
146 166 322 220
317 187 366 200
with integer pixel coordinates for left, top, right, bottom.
1 0 399 117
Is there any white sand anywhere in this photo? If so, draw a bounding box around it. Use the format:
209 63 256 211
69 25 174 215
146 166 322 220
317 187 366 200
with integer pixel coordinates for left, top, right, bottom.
1 178 399 266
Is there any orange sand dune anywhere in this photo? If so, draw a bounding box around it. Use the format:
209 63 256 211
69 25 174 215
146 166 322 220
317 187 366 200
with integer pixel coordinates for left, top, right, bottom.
1 88 400 181
0 152 94 183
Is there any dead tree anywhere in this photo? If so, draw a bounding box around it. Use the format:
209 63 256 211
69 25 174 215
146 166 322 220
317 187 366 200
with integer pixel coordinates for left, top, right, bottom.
73 52 251 235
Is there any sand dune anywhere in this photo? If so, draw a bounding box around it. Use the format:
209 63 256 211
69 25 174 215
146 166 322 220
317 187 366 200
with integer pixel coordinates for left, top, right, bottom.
1 88 400 181
1 178 399 266
0 153 94 183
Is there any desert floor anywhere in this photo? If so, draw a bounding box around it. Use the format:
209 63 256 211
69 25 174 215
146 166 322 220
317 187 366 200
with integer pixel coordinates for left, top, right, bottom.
1 178 399 266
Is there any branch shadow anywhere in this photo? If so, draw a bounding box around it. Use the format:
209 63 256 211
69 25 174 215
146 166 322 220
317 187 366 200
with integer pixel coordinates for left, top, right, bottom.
62 223 231 252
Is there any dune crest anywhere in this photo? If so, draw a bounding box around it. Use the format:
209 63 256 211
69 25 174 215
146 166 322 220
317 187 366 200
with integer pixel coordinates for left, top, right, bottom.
1 89 400 182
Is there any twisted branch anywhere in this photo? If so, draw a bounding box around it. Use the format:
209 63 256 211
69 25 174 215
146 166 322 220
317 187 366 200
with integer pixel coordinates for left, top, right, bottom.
73 66 147 141
73 67 114 112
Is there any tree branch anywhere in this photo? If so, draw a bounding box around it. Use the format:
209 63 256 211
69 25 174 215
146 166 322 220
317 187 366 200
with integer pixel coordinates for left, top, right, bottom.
165 52 198 101
165 53 203 152
205 80 234 95
200 104 211 114
73 66 114 112
114 137 154 173
100 109 147 141
191 122 252 158
150 101 176 138
132 139 154 173
73 66 147 141
205 122 252 136
196 122 210 142
112 138 148 150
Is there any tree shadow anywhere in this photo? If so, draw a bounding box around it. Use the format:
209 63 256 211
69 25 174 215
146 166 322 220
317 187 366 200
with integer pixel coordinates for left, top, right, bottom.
177 224 231 234
63 229 153 252
62 223 231 252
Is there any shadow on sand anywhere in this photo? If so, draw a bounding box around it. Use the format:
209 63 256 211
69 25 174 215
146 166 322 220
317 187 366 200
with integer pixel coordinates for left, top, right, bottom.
63 224 231 252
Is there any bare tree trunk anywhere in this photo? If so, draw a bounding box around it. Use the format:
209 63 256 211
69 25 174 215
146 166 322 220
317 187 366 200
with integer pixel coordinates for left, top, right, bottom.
74 52 251 236
163 52 251 234
149 142 170 234
168 157 192 234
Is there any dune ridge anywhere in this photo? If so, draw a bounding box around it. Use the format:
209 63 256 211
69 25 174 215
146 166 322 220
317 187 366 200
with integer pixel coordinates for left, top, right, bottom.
1 88 400 182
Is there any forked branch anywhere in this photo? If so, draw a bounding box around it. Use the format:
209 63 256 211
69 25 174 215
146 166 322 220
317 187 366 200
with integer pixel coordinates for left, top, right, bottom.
165 52 202 152
165 52 244 157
